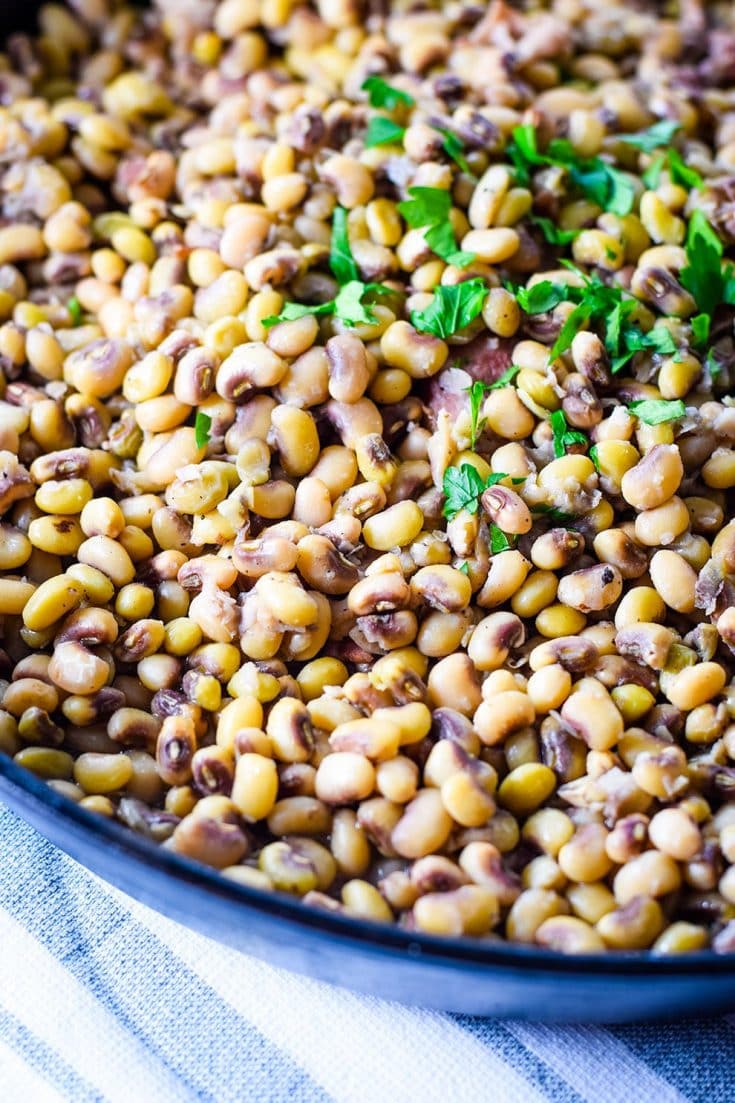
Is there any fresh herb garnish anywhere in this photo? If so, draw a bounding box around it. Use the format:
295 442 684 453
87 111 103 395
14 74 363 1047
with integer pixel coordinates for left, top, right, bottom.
329 206 359 284
194 411 212 449
364 117 405 148
266 208 393 328
618 120 681 153
466 380 488 448
436 128 472 175
361 76 415 110
642 149 703 191
680 210 735 316
628 398 686 425
610 323 678 372
489 363 521 389
514 280 576 314
442 464 508 520
398 187 475 267
67 296 82 326
411 278 488 339
457 560 471 576
550 409 587 458
490 524 514 554
533 504 576 524
530 215 579 246
691 312 711 348
589 444 600 471
507 124 636 215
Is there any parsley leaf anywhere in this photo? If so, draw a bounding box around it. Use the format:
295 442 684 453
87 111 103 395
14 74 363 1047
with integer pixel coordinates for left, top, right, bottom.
618 120 681 153
507 125 636 215
442 465 509 520
442 463 488 518
398 188 475 267
490 524 514 554
361 76 415 110
424 223 475 267
263 280 384 329
67 296 82 326
680 210 728 315
628 398 686 425
364 117 405 148
457 560 471 576
550 409 587 458
667 150 703 190
530 215 579 246
398 186 451 227
642 154 666 190
194 411 212 450
589 444 600 471
437 129 472 174
466 380 488 448
489 363 521 389
329 206 359 284
411 278 488 338
691 312 711 347
515 280 576 314
611 324 678 372
533 504 576 524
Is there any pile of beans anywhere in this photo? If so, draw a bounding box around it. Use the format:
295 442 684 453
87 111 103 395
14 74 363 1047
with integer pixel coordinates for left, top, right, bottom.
5 0 735 953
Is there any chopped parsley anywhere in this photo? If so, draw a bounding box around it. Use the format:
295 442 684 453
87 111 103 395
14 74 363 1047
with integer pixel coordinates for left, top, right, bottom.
589 444 600 471
642 149 703 191
465 366 522 447
533 504 576 525
364 117 405 148
329 206 359 284
264 208 393 328
411 278 488 339
67 296 82 326
514 279 576 315
618 120 681 153
194 411 212 449
507 124 636 215
457 560 471 576
628 398 686 425
680 210 735 316
490 524 515 554
530 215 579 246
442 464 508 520
361 76 415 110
398 187 475 267
436 128 472 175
550 409 587 458
691 313 711 348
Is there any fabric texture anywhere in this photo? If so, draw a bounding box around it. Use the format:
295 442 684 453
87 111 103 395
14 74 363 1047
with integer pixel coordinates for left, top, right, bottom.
0 801 730 1103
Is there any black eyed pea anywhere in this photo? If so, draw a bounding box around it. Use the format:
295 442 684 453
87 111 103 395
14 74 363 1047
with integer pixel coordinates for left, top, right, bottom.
613 850 682 905
266 796 332 837
427 653 482 717
156 714 198 786
473 692 535 747
556 564 623 613
348 571 410 616
216 343 288 400
558 823 613 883
391 789 454 860
662 662 726 711
14 746 74 780
73 752 133 794
380 321 448 379
266 697 314 763
410 564 472 613
341 880 393 923
48 641 110 695
362 501 424 551
440 771 496 828
315 752 376 804
413 884 500 936
460 227 519 263
648 549 697 614
268 405 320 477
505 888 569 943
560 687 623 751
648 807 702 861
467 611 525 672
476 549 532 608
258 839 325 895
497 763 555 817
255 571 319 629
170 807 250 870
535 915 606 953
652 922 709 954
329 717 402 762
596 896 665 949
620 444 683 511
480 484 532 534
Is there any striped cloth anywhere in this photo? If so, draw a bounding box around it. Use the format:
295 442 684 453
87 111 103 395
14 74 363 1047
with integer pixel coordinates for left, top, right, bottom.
0 802 731 1103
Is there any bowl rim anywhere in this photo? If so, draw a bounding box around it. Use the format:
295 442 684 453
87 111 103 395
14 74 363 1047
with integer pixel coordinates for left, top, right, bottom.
2 752 732 975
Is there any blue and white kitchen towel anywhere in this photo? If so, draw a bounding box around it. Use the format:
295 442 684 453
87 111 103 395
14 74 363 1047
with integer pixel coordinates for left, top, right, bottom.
0 802 731 1103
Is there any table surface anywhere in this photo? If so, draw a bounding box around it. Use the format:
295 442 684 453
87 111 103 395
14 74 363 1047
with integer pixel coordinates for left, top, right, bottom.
0 801 732 1103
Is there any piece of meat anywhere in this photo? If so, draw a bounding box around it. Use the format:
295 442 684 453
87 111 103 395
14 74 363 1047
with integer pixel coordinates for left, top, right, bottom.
422 335 514 424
